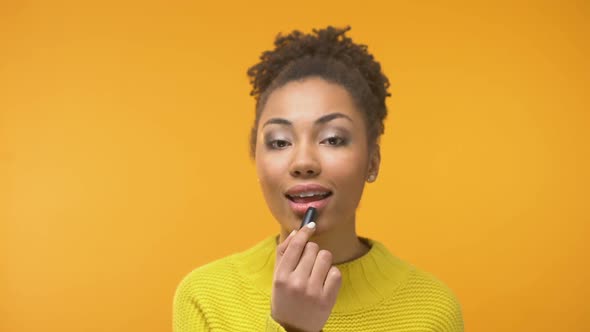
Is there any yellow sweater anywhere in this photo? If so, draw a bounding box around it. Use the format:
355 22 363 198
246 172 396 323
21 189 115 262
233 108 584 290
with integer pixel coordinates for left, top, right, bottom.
173 235 463 331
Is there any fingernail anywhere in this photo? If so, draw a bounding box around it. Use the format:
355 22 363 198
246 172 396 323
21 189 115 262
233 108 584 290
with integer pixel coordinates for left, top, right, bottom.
306 222 316 229
289 230 297 237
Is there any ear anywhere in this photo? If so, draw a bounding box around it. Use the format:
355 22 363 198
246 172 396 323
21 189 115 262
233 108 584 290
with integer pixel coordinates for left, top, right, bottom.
367 144 381 183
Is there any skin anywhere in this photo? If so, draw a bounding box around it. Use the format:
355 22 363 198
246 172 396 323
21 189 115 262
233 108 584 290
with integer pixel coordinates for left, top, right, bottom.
254 77 381 331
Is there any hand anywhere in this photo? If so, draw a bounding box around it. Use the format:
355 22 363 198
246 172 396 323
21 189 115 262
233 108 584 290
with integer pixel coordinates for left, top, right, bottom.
271 223 342 332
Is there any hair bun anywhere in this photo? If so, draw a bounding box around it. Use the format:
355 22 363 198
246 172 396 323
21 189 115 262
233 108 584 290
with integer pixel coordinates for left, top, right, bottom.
248 26 390 105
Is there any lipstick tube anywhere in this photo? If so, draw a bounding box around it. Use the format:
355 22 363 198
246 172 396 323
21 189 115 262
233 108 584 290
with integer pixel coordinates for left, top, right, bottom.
299 207 318 229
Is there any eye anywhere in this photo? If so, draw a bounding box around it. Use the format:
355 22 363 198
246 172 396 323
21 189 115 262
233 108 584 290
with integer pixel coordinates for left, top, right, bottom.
267 139 291 150
321 136 346 146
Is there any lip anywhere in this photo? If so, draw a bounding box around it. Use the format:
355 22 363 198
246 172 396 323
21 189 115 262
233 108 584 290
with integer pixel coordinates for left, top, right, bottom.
285 183 332 196
285 183 333 217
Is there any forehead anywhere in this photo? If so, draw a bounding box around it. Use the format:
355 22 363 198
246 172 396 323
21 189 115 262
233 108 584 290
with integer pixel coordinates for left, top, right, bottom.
260 77 362 125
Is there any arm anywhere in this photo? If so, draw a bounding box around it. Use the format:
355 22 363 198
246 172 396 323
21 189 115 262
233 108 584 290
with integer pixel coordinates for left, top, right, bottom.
441 294 464 332
173 284 210 332
174 283 289 332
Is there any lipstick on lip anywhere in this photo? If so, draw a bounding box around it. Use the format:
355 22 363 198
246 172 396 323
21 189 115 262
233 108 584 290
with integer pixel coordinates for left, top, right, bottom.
285 183 333 216
299 207 318 229
285 183 332 198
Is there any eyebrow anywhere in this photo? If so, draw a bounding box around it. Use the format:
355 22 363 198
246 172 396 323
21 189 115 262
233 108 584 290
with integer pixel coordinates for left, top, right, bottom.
262 112 353 128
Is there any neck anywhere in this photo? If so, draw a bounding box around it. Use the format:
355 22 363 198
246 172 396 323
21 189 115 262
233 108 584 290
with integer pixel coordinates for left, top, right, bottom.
277 220 370 265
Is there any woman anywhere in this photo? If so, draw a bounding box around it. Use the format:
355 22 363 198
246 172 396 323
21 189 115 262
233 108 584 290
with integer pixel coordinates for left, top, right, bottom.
174 26 463 332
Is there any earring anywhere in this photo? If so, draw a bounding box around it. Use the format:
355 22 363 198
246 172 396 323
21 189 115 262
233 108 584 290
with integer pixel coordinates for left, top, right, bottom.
367 174 376 183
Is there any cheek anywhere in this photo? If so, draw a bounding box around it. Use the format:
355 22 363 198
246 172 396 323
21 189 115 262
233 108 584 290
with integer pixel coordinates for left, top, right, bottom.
256 154 286 193
323 150 368 199
325 150 368 179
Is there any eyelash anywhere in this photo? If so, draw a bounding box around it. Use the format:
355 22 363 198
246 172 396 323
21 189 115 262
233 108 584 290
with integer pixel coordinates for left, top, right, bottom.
266 139 291 150
322 136 346 146
265 136 347 150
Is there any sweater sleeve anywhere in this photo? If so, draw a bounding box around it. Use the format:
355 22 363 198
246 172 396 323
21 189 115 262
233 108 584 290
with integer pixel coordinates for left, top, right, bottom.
265 314 288 332
173 281 210 332
440 290 464 332
447 298 464 332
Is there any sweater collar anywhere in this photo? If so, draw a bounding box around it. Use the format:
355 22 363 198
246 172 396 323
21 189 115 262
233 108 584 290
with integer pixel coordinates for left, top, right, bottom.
235 234 412 313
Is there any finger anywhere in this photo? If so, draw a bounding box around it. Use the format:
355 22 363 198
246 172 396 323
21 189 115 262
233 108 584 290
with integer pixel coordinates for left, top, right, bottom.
292 241 320 278
308 250 333 292
277 222 317 272
322 266 342 303
276 230 297 258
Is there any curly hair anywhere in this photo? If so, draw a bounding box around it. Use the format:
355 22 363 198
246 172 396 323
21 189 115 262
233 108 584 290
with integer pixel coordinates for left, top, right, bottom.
247 26 391 157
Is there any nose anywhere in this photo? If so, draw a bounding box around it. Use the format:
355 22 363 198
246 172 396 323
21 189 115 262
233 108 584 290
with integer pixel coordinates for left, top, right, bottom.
289 143 321 178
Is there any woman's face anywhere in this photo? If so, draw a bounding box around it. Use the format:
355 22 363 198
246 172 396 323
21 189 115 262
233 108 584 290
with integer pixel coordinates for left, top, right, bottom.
255 77 379 234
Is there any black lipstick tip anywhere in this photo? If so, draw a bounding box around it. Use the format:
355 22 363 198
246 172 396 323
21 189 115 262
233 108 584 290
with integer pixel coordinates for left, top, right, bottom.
299 207 318 229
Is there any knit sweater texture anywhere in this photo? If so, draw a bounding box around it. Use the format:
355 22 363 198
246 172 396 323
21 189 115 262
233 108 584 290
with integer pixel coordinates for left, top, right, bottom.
173 235 463 331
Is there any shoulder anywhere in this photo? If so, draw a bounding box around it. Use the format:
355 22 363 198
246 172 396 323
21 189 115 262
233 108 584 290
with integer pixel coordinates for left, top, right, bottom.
174 235 276 304
367 239 463 331
400 267 464 331
368 239 461 313
174 252 241 304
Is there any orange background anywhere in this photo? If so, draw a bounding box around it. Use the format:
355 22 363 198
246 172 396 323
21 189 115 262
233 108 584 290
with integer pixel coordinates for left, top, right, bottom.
1 1 588 331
